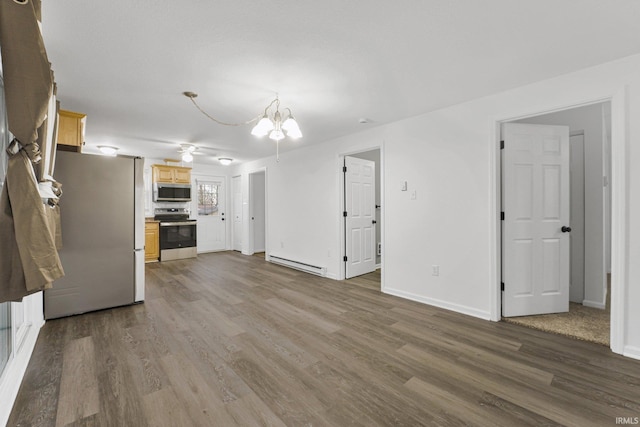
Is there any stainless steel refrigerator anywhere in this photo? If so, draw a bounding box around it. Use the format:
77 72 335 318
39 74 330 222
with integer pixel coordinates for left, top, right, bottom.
44 151 145 319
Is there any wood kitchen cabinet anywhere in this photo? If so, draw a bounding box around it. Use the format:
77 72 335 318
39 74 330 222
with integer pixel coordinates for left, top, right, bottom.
173 167 191 183
145 221 160 262
152 165 191 184
56 109 86 152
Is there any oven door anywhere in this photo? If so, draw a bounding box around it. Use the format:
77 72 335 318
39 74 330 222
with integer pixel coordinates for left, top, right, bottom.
159 221 197 250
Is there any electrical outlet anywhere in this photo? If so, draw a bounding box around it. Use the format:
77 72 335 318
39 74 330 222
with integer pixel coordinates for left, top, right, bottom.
432 265 439 276
411 190 417 200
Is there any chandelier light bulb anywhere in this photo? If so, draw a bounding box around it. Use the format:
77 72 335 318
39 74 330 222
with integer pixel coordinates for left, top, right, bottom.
251 115 274 137
282 117 302 139
269 129 285 141
182 152 193 163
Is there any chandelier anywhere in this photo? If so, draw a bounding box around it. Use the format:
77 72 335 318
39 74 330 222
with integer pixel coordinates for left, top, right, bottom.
183 91 302 161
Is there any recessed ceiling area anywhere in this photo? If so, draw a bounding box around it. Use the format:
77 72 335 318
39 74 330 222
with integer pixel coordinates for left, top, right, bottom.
41 1 640 165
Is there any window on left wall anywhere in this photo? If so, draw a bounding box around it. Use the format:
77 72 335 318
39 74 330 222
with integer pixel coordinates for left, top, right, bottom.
0 69 11 378
0 303 9 378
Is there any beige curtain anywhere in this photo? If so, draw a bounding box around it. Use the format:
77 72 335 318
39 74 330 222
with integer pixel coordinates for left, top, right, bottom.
0 0 51 149
0 148 64 302
0 0 64 303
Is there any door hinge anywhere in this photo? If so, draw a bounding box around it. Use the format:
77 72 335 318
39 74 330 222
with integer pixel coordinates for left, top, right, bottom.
501 282 505 291
343 211 347 217
343 256 348 262
343 166 347 173
500 140 504 149
501 212 505 221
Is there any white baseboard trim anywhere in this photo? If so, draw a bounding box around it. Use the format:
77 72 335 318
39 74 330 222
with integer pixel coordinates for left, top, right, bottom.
583 299 607 309
383 287 492 321
197 249 229 254
326 272 339 280
623 345 640 361
0 319 44 427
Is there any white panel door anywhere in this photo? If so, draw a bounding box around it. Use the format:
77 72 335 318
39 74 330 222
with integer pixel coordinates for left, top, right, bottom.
502 123 570 317
232 175 242 251
193 176 226 252
345 156 376 278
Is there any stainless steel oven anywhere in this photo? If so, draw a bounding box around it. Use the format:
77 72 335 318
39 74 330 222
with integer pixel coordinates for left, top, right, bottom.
155 208 197 261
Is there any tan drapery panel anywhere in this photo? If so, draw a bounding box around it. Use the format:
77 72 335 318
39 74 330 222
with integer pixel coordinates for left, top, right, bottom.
0 148 64 302
0 0 64 302
0 0 51 148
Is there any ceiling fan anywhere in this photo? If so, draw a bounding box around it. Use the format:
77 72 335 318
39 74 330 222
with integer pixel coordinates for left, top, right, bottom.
178 144 198 162
154 140 232 166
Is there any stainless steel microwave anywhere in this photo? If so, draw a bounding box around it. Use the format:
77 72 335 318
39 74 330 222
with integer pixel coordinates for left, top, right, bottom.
153 183 192 202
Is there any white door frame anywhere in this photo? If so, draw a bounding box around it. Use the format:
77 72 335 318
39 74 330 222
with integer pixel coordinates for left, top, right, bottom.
490 89 628 355
246 167 268 257
338 144 385 290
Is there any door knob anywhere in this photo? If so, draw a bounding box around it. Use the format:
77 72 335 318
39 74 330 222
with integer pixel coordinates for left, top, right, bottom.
221 218 225 221
561 226 572 233
372 220 377 224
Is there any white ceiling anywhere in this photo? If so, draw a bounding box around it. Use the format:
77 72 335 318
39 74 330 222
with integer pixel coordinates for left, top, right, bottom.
41 1 640 165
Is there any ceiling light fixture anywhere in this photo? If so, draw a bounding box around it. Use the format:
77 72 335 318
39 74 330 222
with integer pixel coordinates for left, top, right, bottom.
97 145 118 156
183 91 302 162
218 158 233 166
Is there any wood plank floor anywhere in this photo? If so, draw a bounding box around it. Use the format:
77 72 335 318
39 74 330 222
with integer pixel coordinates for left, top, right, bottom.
8 252 640 426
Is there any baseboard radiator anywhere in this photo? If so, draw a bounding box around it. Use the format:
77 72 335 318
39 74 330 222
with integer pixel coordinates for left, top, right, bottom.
269 255 327 277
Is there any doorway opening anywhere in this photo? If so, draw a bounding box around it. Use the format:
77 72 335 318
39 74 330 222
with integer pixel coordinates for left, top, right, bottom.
248 169 267 256
341 148 383 286
499 102 612 346
232 175 242 252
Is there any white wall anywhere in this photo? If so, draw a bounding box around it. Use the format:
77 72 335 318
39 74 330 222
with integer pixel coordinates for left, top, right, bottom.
234 134 383 279
234 52 640 359
514 103 610 308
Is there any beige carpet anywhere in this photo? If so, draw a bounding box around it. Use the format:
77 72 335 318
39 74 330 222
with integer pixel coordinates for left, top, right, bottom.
503 302 610 346
504 277 611 346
